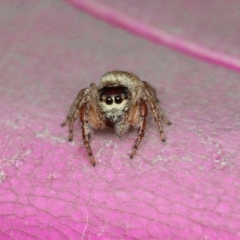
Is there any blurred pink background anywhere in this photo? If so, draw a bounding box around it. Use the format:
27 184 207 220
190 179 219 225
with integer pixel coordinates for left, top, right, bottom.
0 0 240 239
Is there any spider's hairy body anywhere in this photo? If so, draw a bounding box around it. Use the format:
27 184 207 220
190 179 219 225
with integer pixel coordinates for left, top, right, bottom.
62 71 171 166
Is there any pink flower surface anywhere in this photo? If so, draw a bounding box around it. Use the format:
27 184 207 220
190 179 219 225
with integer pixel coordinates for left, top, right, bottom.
0 0 240 239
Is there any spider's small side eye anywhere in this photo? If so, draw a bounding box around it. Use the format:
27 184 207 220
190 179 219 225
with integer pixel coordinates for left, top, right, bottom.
106 96 113 105
115 96 122 104
99 97 103 101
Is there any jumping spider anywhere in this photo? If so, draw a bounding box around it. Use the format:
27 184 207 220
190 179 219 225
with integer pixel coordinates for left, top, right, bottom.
62 71 171 166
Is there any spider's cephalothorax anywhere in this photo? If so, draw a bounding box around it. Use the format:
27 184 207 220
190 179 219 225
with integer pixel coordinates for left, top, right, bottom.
62 71 171 166
98 85 130 127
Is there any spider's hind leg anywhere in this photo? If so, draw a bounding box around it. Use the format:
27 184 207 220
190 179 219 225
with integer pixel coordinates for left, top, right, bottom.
156 104 171 126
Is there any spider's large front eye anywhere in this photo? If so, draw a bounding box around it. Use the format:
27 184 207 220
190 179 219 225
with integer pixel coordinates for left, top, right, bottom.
106 96 113 105
115 96 122 104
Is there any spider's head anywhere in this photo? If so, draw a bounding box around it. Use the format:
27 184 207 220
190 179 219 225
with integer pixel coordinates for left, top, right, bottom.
98 85 130 123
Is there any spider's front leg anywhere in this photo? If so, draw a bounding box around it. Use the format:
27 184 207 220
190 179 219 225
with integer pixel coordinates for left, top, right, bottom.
80 103 96 166
61 88 88 141
62 84 100 166
130 100 148 159
142 82 171 142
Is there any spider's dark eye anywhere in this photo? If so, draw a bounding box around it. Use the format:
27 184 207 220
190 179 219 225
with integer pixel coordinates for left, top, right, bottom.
99 96 103 101
115 95 122 104
106 96 113 105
